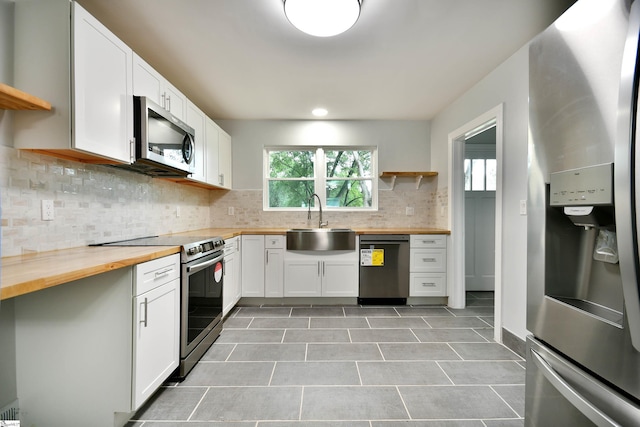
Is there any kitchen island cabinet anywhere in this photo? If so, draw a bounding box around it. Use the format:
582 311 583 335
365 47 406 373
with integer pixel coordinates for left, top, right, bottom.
14 0 133 164
13 254 180 427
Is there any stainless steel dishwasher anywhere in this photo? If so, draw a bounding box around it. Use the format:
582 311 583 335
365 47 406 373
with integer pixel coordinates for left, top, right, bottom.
358 234 410 304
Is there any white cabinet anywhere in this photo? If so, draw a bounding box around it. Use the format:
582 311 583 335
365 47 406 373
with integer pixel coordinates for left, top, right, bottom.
205 119 233 189
265 236 285 298
13 254 180 427
241 235 266 297
218 126 233 189
223 237 242 316
132 53 187 120
284 251 358 297
409 235 447 297
132 254 180 409
14 0 133 164
241 235 285 297
185 101 207 183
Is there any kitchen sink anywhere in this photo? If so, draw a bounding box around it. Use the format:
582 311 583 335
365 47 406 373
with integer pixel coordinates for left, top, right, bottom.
286 228 356 251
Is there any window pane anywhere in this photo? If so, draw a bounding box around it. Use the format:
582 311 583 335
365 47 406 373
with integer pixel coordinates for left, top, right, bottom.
486 159 497 191
464 159 471 191
269 151 314 178
325 150 372 178
268 180 314 207
326 179 372 207
472 159 485 191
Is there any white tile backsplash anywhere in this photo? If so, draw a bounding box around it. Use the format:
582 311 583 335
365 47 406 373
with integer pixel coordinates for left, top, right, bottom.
1 146 211 257
2 145 449 257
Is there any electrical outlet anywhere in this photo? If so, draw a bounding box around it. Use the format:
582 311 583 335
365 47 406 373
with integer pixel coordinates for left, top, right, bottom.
228 206 235 216
41 200 54 221
176 206 181 218
520 199 527 215
405 206 415 216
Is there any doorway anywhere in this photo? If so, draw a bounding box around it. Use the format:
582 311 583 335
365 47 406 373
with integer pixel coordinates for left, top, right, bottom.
464 125 496 291
448 105 503 343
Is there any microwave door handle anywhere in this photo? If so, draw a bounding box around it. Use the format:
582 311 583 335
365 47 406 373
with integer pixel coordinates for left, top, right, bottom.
187 254 224 274
530 349 620 427
615 0 640 352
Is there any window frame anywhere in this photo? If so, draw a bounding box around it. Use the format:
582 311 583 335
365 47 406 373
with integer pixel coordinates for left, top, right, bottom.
263 146 378 212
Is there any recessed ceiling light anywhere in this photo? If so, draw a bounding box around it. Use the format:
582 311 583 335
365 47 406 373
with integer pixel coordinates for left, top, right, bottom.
312 108 328 117
284 0 361 37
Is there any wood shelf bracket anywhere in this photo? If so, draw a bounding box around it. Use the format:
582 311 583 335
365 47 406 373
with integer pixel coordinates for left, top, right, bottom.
380 171 438 190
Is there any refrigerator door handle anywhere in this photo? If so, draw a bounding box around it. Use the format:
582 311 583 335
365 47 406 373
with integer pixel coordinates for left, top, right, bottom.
531 349 620 427
616 0 640 351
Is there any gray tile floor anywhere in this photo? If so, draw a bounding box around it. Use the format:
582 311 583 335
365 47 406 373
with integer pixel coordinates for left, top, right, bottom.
128 292 525 426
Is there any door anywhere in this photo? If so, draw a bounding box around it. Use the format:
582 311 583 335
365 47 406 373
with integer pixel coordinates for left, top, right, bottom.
464 135 496 291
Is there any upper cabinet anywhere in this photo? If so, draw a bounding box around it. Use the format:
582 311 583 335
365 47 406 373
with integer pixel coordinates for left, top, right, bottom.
185 101 207 183
207 119 232 190
132 54 187 121
14 0 133 165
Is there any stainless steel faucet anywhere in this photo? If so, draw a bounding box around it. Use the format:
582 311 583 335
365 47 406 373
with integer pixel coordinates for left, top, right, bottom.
308 193 328 228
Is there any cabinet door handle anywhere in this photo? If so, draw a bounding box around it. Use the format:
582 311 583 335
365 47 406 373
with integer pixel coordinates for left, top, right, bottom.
219 173 225 185
322 261 325 276
161 93 166 109
141 297 148 327
166 95 171 111
266 250 269 265
318 261 321 276
129 139 135 163
154 268 172 279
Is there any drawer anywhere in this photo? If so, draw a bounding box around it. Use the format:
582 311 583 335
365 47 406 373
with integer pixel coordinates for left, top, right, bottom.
410 273 446 296
265 235 285 249
134 254 180 296
224 237 239 255
410 248 446 272
410 234 447 248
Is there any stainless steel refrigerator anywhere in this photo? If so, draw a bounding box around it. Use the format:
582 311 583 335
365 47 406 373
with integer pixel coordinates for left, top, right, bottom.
527 0 640 425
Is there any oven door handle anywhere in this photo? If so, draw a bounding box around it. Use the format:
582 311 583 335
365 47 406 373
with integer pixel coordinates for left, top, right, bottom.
187 254 224 274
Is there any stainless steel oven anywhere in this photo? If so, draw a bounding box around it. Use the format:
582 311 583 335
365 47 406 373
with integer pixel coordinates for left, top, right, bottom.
179 245 224 378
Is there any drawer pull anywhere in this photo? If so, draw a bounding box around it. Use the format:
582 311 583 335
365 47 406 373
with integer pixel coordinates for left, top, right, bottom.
141 297 148 327
154 268 172 278
421 282 436 287
422 258 437 262
422 240 436 244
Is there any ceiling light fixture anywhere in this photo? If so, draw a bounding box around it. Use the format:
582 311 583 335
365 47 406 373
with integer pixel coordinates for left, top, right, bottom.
284 0 361 37
312 108 328 117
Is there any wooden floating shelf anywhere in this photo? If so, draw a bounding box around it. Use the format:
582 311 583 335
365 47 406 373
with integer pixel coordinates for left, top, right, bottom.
380 171 438 189
0 83 51 111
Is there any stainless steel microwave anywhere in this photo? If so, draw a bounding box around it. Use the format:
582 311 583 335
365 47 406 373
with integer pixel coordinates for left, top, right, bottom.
129 96 195 177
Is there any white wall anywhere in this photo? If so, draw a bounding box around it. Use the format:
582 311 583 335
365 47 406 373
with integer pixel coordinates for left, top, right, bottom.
430 46 530 340
217 120 431 190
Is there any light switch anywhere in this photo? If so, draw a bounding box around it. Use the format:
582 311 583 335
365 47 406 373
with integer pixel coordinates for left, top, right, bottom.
520 200 527 215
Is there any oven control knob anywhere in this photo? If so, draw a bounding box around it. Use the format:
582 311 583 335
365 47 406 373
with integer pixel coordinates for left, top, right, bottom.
188 246 200 256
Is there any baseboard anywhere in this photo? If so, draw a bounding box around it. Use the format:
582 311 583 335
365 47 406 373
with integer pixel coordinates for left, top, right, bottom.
501 327 526 358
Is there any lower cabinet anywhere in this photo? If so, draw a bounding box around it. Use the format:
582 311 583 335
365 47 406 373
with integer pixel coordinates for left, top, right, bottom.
223 236 241 316
409 235 447 296
132 254 180 408
241 235 285 298
13 254 181 427
284 251 358 297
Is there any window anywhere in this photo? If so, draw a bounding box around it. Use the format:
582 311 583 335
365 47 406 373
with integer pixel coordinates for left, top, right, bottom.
464 158 496 191
265 147 377 210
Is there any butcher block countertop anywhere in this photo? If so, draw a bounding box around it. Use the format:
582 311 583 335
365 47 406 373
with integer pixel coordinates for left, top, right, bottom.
1 227 449 300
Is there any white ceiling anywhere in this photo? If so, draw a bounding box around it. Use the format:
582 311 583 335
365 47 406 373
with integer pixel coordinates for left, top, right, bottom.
76 0 575 121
